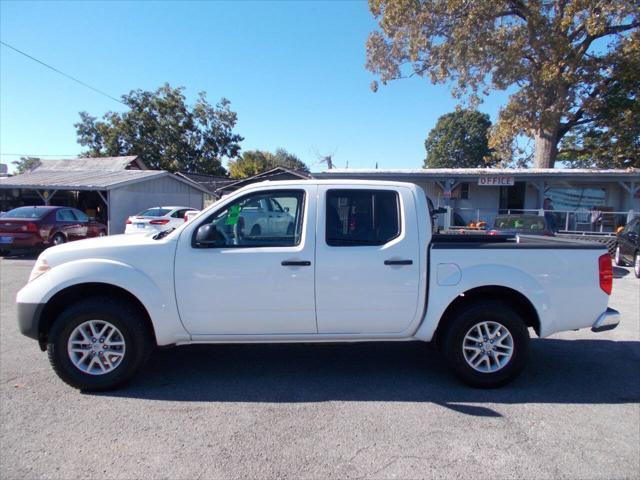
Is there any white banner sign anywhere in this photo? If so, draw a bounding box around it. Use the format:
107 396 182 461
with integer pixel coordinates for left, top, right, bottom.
478 176 515 186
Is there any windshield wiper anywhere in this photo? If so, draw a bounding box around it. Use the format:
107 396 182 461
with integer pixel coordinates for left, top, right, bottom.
153 228 176 240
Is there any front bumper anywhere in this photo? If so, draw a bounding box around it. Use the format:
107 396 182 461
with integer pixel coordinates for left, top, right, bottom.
17 302 44 340
591 307 620 332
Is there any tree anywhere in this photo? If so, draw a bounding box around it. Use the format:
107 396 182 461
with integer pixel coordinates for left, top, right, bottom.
557 36 640 168
228 148 309 179
12 156 41 173
424 110 496 168
366 1 639 168
75 83 243 175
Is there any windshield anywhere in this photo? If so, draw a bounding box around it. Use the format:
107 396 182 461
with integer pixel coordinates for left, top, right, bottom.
138 208 171 217
3 207 50 219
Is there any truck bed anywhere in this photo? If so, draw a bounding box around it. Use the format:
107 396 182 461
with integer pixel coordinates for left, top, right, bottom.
431 233 606 250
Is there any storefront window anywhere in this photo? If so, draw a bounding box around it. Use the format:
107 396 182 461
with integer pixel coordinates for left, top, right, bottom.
545 187 607 210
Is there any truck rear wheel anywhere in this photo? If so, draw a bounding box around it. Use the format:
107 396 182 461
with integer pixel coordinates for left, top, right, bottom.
47 297 152 391
441 301 529 388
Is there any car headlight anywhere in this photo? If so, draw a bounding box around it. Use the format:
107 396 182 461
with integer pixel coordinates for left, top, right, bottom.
29 258 50 282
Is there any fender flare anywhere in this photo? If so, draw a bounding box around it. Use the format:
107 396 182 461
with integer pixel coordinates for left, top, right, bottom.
18 258 190 345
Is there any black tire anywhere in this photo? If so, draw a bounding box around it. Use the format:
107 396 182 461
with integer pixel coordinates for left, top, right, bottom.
51 233 66 246
47 297 153 391
614 245 625 266
250 224 261 236
634 252 640 279
441 301 529 388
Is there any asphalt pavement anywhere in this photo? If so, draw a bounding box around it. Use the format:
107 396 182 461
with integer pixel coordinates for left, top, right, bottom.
1 254 638 479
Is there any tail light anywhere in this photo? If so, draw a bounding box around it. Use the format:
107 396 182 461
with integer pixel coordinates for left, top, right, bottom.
598 253 613 295
488 230 498 236
149 219 170 225
23 222 38 233
126 219 132 225
184 214 188 222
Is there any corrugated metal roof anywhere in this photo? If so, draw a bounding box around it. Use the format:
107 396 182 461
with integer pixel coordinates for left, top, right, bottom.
35 156 144 171
175 172 235 193
319 167 637 175
316 167 639 177
0 169 165 190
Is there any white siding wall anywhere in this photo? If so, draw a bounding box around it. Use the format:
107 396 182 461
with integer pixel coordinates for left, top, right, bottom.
108 176 204 234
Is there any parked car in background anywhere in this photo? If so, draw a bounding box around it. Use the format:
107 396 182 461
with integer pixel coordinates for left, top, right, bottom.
184 210 200 223
0 206 106 252
487 214 552 236
125 206 196 234
615 218 640 278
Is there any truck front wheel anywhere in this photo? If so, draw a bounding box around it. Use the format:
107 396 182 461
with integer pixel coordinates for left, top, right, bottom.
441 301 529 388
47 297 153 391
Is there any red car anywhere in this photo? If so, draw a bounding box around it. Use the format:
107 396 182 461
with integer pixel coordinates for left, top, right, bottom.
0 206 107 251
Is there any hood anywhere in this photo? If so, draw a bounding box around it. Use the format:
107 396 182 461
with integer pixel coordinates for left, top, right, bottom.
39 232 172 267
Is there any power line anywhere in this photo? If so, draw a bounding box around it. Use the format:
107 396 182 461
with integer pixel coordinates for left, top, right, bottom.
0 40 127 106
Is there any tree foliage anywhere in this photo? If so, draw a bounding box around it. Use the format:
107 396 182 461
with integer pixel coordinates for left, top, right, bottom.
228 148 309 179
557 37 640 168
366 0 639 168
75 83 243 175
424 110 496 168
12 156 41 174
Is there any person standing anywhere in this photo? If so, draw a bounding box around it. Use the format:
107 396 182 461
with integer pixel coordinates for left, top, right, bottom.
543 198 557 235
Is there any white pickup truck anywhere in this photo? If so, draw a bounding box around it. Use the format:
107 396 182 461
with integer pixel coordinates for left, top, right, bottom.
17 180 620 391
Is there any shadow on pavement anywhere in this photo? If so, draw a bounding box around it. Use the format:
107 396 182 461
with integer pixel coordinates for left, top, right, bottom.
96 339 640 416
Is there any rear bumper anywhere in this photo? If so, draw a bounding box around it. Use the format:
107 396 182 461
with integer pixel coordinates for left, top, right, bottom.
591 307 620 332
0 233 44 248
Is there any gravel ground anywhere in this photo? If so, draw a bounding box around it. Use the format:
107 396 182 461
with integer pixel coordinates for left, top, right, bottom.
1 254 638 479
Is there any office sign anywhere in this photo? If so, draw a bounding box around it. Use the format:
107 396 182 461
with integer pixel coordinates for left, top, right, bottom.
478 176 515 186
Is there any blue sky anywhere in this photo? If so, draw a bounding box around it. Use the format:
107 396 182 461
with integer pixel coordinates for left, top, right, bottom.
1 0 511 173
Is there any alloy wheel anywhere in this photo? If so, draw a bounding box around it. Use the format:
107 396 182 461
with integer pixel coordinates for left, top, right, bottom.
462 321 514 373
67 320 126 375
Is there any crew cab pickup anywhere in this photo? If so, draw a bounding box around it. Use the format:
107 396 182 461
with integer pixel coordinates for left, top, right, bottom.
16 180 620 390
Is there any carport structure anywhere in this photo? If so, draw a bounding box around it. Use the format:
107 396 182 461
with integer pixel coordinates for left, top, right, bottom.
0 157 211 234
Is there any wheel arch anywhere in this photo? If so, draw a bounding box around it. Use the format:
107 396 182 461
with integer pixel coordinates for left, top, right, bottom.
432 285 541 348
37 283 157 351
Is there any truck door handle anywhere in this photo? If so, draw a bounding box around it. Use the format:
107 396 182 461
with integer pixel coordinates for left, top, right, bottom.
384 259 413 266
281 260 311 267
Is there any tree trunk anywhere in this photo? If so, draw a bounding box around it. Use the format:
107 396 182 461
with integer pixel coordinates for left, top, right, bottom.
533 125 560 168
533 113 560 168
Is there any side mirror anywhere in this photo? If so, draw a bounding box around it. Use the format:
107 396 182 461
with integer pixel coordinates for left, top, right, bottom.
284 207 290 213
194 224 227 248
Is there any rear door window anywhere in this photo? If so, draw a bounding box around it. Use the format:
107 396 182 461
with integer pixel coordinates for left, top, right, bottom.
56 209 76 222
326 190 400 246
72 209 89 222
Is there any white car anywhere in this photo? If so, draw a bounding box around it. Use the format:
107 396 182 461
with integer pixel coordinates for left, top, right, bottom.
183 210 200 223
17 180 620 391
124 206 196 234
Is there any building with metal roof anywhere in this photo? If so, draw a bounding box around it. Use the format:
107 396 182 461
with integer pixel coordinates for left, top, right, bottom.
215 167 311 197
313 168 640 232
0 156 212 234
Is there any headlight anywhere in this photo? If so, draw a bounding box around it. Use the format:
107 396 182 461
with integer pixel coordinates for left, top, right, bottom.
29 258 50 282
